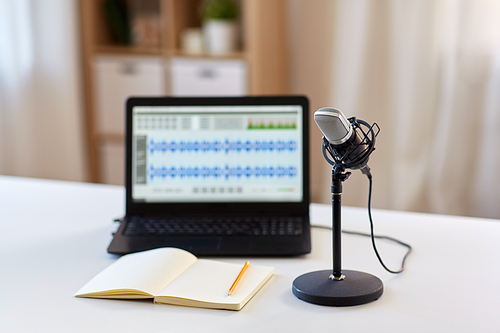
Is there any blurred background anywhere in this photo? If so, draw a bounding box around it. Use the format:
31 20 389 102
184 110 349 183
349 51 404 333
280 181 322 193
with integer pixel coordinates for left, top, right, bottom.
1 0 500 219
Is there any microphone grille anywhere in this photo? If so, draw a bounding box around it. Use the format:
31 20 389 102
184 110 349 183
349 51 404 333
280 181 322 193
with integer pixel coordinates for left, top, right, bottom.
314 108 352 144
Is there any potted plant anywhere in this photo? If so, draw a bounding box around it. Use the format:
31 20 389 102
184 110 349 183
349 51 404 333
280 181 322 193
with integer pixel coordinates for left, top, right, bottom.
200 0 239 54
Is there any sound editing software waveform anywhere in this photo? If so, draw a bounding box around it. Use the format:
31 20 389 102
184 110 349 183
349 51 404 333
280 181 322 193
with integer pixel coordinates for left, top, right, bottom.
147 139 298 154
143 135 299 182
132 105 303 203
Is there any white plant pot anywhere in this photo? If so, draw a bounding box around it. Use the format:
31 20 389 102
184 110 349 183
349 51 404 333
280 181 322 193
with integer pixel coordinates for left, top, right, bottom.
203 20 238 55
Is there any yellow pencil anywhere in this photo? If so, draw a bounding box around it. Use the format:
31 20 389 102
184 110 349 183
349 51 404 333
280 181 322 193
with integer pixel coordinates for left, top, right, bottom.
227 261 250 296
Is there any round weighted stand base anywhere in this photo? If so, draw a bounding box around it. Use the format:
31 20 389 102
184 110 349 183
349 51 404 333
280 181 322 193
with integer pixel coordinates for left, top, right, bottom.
292 270 383 306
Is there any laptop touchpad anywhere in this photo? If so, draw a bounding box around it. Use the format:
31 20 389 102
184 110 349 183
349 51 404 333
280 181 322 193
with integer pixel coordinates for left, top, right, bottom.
164 237 221 251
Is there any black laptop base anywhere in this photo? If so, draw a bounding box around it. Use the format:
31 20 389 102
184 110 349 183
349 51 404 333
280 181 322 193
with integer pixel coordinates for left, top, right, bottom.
108 216 311 256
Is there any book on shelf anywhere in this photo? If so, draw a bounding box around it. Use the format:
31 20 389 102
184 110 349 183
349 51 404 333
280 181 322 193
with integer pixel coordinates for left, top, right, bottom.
75 247 274 311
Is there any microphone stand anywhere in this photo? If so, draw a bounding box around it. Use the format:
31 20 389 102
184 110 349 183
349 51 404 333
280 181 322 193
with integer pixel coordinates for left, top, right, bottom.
292 126 383 306
331 168 350 281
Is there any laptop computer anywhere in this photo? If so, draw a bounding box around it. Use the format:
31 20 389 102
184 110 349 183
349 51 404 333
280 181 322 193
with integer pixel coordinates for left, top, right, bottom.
108 96 311 256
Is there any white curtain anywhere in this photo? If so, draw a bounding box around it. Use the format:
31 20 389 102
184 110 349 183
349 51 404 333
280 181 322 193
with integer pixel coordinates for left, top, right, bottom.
289 0 500 219
0 0 87 181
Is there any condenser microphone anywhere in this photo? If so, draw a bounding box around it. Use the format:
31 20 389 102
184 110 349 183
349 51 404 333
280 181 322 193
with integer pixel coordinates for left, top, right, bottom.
294 109 404 308
314 107 371 170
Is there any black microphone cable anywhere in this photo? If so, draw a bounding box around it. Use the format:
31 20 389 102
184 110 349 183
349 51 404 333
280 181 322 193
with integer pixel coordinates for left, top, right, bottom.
362 169 412 274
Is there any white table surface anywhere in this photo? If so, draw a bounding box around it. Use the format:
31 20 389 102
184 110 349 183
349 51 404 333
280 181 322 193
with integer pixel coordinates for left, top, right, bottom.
1 175 500 332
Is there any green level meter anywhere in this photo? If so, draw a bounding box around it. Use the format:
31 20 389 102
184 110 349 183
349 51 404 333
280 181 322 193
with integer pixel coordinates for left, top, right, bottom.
248 123 297 130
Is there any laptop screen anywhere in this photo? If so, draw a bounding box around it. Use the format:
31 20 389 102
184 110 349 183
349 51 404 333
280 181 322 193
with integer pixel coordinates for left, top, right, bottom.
131 104 304 203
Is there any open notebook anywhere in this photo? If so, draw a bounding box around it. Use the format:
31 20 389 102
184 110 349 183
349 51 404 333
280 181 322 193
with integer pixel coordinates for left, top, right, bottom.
75 248 274 310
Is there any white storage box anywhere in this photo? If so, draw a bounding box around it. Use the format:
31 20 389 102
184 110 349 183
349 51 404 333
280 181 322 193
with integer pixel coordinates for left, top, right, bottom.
169 58 247 96
93 56 166 134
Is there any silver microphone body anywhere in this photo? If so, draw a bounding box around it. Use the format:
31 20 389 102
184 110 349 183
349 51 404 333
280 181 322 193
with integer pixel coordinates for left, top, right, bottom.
314 108 368 170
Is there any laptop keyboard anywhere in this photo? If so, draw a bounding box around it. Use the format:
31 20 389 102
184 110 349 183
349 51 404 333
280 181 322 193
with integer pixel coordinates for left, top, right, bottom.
124 216 304 237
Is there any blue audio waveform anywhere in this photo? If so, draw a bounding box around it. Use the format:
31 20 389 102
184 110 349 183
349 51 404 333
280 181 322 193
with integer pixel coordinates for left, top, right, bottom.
148 165 298 180
148 139 297 154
